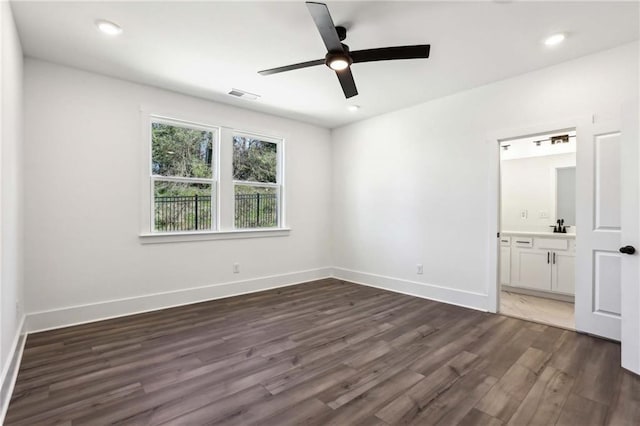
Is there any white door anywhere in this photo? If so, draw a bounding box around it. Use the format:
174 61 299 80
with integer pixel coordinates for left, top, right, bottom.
620 101 640 375
575 120 624 341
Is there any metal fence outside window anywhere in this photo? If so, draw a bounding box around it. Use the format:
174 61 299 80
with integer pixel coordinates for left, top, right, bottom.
234 193 278 229
154 193 277 231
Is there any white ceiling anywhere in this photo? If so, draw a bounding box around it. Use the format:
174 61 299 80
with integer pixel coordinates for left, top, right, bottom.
11 1 639 129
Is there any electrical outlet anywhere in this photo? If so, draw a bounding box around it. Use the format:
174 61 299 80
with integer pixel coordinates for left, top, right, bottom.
520 210 528 219
416 264 424 275
233 263 240 274
539 211 549 219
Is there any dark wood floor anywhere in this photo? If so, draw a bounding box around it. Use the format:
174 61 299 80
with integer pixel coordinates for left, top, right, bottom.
6 279 640 425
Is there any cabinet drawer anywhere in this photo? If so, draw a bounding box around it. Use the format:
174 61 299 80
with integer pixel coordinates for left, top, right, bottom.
513 237 533 248
536 238 568 250
500 236 511 246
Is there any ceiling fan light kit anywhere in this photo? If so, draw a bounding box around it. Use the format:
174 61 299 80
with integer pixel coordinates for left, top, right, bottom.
326 51 352 71
258 1 431 99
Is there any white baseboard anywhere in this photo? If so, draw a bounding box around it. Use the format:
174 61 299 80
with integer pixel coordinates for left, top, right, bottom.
332 267 489 312
0 315 27 424
27 267 332 333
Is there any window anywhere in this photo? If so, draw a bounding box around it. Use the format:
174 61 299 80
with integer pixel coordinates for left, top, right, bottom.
233 135 281 229
150 119 218 232
142 113 286 240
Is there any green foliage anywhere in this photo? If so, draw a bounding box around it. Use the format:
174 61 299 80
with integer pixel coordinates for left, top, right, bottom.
154 181 211 197
152 122 213 179
233 137 277 183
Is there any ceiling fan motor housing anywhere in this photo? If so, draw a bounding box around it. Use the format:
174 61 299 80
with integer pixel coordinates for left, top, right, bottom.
325 46 352 70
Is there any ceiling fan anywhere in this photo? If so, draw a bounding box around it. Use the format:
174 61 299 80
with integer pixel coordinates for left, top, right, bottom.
258 2 431 99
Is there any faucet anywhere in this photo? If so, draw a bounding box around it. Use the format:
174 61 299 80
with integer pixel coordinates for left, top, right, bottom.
550 219 567 233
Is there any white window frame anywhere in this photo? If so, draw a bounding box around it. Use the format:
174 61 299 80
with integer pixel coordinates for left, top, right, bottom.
146 115 220 233
232 131 284 230
139 111 289 243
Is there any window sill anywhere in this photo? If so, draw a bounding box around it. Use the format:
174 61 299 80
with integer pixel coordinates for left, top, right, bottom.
139 228 291 244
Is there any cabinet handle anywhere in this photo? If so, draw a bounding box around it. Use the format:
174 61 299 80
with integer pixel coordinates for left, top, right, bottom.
547 252 550 264
516 240 530 244
553 252 556 264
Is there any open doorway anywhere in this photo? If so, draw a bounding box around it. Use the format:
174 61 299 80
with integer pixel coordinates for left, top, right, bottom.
498 129 576 330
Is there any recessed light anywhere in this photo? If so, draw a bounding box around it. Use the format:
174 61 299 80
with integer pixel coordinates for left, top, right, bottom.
96 20 123 36
347 105 360 112
544 33 566 46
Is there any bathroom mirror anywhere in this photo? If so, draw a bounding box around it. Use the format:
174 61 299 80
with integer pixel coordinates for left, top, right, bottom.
500 130 576 233
556 166 576 226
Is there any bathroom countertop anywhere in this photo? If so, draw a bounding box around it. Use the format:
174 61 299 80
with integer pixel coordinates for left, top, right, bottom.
501 230 576 238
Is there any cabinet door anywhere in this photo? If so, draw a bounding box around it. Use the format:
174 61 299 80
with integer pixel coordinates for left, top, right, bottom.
512 248 552 291
500 246 511 285
552 251 575 295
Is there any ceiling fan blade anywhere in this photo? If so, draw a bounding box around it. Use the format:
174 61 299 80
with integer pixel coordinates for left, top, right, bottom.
350 45 431 63
335 68 358 98
306 2 344 53
258 59 325 76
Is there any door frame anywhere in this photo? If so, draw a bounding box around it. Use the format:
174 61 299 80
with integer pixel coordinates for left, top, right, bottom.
486 116 588 314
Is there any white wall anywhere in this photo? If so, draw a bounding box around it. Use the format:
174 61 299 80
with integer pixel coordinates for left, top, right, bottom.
23 59 332 330
20 41 640 325
501 153 576 233
0 0 25 406
331 42 638 310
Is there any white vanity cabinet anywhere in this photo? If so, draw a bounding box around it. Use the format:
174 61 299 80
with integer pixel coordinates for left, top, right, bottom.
499 236 511 285
551 250 575 294
514 248 553 291
501 233 575 297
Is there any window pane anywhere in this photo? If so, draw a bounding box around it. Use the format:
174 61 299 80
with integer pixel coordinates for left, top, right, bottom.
233 136 277 183
154 181 213 232
235 185 278 228
152 122 214 178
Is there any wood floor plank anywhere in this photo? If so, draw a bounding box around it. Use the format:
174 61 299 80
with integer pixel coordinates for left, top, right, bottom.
316 343 431 410
260 397 333 426
571 338 622 406
505 366 574 425
5 278 640 425
556 393 609 426
458 408 504 426
213 365 359 426
406 369 497 426
316 368 425 425
606 371 640 426
474 347 551 422
376 351 483 424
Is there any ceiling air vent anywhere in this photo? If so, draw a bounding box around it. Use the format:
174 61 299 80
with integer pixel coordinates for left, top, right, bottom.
551 134 570 144
228 88 260 101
